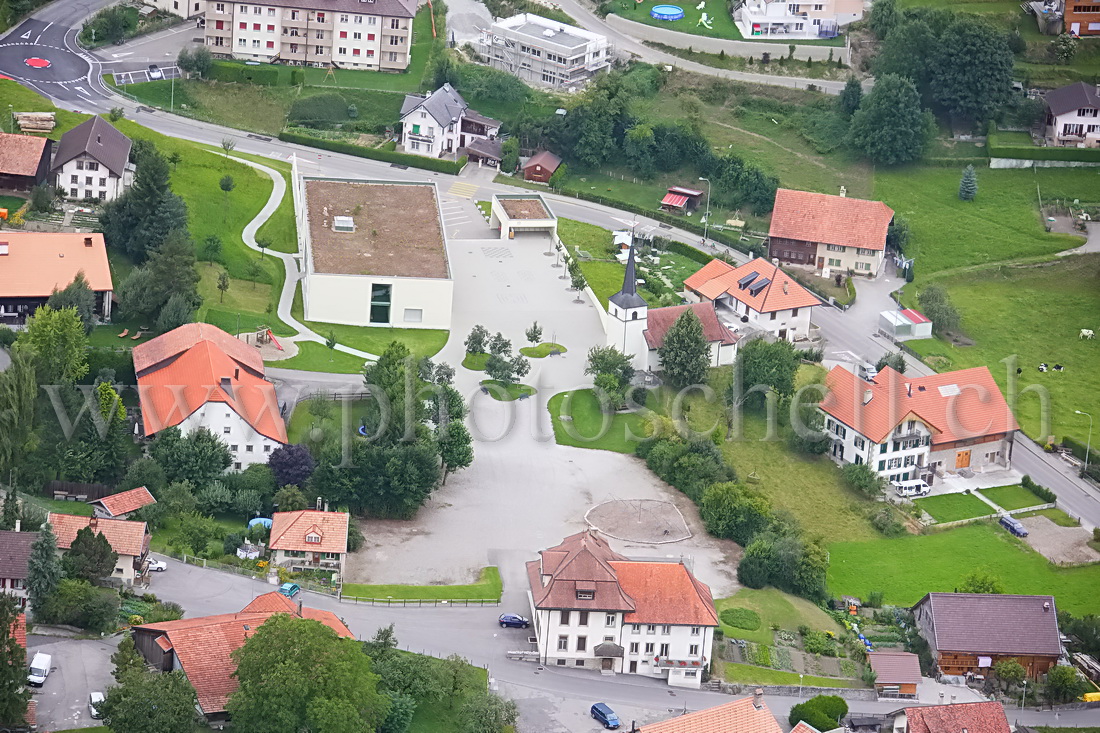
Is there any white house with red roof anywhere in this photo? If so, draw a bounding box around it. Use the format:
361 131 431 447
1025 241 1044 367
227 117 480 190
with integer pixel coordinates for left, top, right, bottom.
269 509 350 576
606 245 738 372
684 257 821 342
527 531 718 688
133 323 287 470
47 513 151 585
768 188 894 278
819 365 1018 485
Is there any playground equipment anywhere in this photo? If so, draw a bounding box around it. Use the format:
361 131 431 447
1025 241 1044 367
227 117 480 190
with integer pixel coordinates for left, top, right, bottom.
697 11 713 28
266 329 283 351
651 4 684 20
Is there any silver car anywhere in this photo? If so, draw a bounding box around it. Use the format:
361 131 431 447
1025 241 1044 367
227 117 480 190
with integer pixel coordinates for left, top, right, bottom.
89 691 104 719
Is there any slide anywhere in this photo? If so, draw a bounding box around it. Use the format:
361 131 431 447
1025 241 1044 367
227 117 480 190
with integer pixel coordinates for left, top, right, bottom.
267 330 284 351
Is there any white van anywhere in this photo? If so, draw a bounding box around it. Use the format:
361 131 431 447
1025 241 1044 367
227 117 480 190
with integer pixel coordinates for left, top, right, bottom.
27 652 51 687
893 479 931 498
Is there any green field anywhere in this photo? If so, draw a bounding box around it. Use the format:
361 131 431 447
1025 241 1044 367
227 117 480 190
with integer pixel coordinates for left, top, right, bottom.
27 495 94 518
978 484 1047 511
718 661 859 687
1017 507 1080 527
715 588 842 645
286 398 372 444
343 567 502 601
827 522 1100 614
546 389 656 454
914 492 994 522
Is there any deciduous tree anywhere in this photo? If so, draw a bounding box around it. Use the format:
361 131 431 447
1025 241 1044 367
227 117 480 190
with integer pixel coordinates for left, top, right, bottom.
464 324 489 354
274 484 309 512
21 305 89 384
585 345 635 388
730 339 801 411
917 283 960 335
1044 665 1087 704
525 321 542 345
268 444 316 490
657 310 709 388
99 669 199 733
149 427 232 487
47 271 97 334
932 17 1013 122
959 566 1005 594
841 463 886 499
436 420 473 484
848 74 929 165
460 692 519 733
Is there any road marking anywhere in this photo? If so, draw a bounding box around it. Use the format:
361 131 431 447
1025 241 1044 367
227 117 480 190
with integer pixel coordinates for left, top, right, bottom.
34 22 51 43
19 30 31 39
448 181 479 199
112 52 133 58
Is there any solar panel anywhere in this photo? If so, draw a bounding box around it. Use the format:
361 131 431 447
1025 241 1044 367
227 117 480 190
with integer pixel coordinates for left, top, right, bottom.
737 272 758 289
748 278 770 296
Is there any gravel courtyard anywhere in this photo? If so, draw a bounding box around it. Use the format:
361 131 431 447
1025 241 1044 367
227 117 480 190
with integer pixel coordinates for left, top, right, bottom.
1019 514 1100 565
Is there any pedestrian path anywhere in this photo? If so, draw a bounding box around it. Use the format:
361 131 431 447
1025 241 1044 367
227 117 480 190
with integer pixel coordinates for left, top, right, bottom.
448 181 480 199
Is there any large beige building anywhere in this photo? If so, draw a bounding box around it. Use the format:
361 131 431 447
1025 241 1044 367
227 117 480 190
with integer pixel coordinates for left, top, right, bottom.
203 0 416 70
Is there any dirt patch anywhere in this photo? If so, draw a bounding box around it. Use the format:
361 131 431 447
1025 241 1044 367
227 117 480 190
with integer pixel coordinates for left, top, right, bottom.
585 499 691 543
500 198 549 220
1019 514 1100 565
305 180 447 278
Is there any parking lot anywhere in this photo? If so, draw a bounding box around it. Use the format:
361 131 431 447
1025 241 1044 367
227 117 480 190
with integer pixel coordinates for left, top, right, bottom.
113 64 181 85
27 635 120 731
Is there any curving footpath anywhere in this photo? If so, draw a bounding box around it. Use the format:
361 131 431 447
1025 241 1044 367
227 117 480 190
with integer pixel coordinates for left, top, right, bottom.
228 154 379 362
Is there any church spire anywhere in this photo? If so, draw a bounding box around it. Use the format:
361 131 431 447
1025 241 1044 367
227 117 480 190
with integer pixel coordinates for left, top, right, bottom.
609 242 647 310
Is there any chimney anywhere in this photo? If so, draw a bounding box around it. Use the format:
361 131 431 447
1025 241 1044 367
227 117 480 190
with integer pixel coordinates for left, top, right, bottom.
863 389 873 405
906 383 911 398
14 520 20 533
316 496 323 510
839 185 847 197
84 236 93 247
753 688 764 710
1044 601 1050 612
89 516 98 533
0 242 8 256
950 695 956 705
324 501 329 512
783 281 789 295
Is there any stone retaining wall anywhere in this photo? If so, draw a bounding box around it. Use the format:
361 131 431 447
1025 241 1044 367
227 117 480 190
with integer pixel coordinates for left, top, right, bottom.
715 682 878 700
990 158 1100 169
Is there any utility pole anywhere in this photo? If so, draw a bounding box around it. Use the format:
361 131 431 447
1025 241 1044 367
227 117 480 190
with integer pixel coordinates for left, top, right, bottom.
699 176 712 246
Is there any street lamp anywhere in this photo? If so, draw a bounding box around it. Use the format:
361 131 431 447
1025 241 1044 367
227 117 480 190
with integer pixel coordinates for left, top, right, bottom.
799 673 804 698
698 176 712 247
1075 410 1092 473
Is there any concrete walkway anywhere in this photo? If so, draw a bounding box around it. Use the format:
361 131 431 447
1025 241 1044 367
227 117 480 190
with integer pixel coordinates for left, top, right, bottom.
1056 220 1100 256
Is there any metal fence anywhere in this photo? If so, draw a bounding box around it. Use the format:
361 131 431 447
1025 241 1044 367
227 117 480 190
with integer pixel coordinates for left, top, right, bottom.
168 552 340 596
338 596 500 607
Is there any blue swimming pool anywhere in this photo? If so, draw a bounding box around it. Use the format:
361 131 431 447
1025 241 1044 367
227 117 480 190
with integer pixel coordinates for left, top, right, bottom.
650 4 684 21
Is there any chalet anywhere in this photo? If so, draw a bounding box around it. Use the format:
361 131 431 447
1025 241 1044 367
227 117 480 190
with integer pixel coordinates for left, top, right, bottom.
399 84 500 161
0 233 114 326
528 530 718 689
0 132 52 189
911 593 1061 678
768 188 894 278
89 486 157 519
867 650 922 697
51 116 134 202
269 510 349 576
1044 81 1100 147
47 513 150 586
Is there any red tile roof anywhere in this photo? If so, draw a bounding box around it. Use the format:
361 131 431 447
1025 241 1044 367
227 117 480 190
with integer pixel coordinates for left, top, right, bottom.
791 722 822 733
820 365 1018 445
643 302 737 350
0 232 113 298
91 486 156 517
867 651 922 685
23 700 35 729
269 510 349 555
611 561 718 626
136 593 352 714
11 614 26 653
902 702 1010 733
0 132 48 177
640 695 784 733
135 326 287 444
48 513 149 558
770 188 894 251
684 257 821 314
913 593 1061 657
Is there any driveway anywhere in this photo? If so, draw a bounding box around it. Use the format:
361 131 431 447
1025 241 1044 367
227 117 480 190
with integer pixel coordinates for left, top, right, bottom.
26 634 120 732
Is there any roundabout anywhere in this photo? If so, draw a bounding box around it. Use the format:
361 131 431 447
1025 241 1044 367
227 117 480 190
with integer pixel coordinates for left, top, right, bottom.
24 56 51 68
0 24 91 86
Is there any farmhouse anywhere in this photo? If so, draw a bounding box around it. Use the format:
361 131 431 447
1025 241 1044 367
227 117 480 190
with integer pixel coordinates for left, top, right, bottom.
89 486 157 519
0 232 114 326
47 513 150 586
607 245 738 372
0 132 52 189
133 323 287 469
489 194 557 240
911 593 1061 678
300 178 453 330
528 530 718 689
269 509 349 576
51 116 134 202
866 651 922 697
768 188 894 278
399 84 500 160
640 691 784 732
1044 81 1100 147
819 365 1018 486
888 701 1010 733
132 592 353 723
684 257 821 342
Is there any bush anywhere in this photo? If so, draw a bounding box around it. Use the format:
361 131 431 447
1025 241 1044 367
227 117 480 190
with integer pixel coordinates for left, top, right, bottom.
1021 475 1057 503
278 130 467 175
644 437 735 502
0 326 16 348
288 93 351 127
870 507 906 537
720 607 762 631
802 630 838 656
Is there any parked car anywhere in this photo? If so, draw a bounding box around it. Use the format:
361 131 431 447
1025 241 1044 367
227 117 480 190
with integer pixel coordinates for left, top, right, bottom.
89 691 104 719
147 64 163 80
858 362 878 381
498 613 529 629
27 652 51 687
999 515 1029 537
278 582 301 598
147 559 167 572
892 480 930 498
591 702 621 729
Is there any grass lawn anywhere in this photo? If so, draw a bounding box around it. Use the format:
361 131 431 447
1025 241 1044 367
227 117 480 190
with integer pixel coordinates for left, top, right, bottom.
480 380 536 402
209 150 297 255
407 658 488 733
715 588 841 645
26 495 94 517
462 352 490 371
546 389 657 454
718 661 859 687
1016 507 1080 527
875 166 1095 276
286 398 372 444
902 256 1100 445
150 512 249 554
914 493 994 523
197 265 294 336
827 522 1100 615
267 341 367 374
650 42 853 80
0 79 90 139
611 0 845 45
0 195 25 212
342 567 502 600
978 484 1047 511
520 342 567 358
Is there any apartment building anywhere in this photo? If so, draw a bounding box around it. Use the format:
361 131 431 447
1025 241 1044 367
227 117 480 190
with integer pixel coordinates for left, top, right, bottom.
203 0 416 70
734 0 863 39
478 13 611 88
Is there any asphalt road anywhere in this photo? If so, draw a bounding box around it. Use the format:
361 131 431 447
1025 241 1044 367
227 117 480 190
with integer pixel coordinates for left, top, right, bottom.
26 634 120 732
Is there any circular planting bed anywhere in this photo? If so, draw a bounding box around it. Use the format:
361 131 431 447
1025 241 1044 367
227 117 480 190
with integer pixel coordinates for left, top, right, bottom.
585 498 691 543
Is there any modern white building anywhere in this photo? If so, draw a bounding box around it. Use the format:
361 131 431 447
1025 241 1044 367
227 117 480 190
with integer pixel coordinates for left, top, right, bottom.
299 177 453 330
819 365 1019 486
133 323 288 470
1044 81 1100 147
878 308 933 342
478 13 611 88
605 245 739 373
734 0 863 39
527 531 718 689
399 84 500 161
683 257 820 343
51 116 134 202
489 193 558 239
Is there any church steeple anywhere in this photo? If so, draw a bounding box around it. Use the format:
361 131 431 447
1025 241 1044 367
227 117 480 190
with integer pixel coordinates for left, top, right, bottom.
609 243 647 310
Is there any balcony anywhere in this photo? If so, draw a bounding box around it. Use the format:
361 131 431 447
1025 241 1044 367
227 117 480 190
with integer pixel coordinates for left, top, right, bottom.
654 656 706 669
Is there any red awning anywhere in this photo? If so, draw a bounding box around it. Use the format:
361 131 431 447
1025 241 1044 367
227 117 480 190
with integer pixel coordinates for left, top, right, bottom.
661 193 689 208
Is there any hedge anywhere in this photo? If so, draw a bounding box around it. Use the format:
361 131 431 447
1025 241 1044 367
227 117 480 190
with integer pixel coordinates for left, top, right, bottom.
208 60 281 86
988 130 1100 163
1021 475 1057 503
922 157 990 168
278 130 467 175
1060 436 1093 465
661 238 715 266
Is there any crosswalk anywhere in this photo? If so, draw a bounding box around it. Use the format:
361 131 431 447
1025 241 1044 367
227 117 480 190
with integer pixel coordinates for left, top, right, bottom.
447 181 480 199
